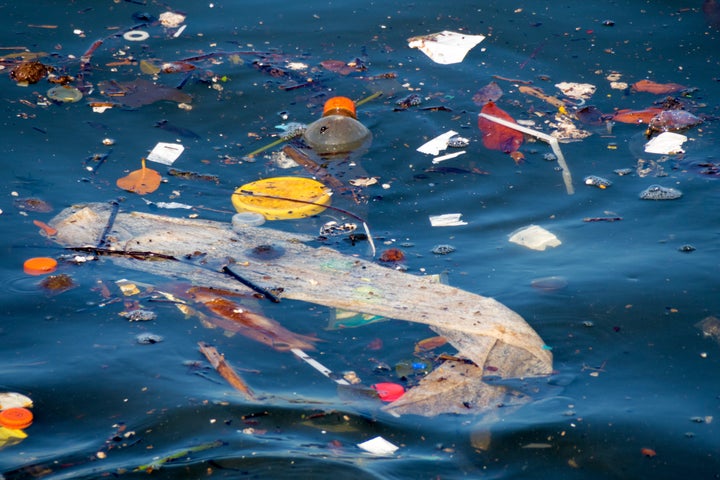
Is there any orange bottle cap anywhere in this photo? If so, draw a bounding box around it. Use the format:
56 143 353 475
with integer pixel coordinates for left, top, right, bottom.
23 257 58 276
323 96 357 118
0 407 33 429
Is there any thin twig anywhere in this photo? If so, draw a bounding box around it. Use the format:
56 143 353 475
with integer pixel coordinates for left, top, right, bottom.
198 342 256 400
221 265 281 303
478 112 574 195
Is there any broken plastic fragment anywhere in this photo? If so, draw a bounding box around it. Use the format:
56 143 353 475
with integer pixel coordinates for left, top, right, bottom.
554 82 596 100
432 150 466 164
429 213 467 227
644 132 687 154
0 392 33 410
159 11 186 28
147 142 184 165
417 130 458 155
357 436 399 455
509 225 561 251
408 31 486 65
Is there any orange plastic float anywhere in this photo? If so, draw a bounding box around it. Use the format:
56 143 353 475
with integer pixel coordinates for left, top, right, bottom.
0 408 33 430
23 257 58 275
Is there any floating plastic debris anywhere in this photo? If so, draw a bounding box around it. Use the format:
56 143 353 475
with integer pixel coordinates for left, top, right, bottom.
120 309 157 322
417 130 458 156
159 11 186 28
644 131 687 154
614 168 633 176
639 184 683 200
584 175 612 189
147 142 184 165
432 244 456 255
136 333 163 344
123 30 150 42
357 436 400 455
431 150 466 164
447 135 470 148
555 82 596 100
47 85 82 103
407 31 486 65
429 213 467 227
509 225 561 251
648 110 702 133
320 221 357 236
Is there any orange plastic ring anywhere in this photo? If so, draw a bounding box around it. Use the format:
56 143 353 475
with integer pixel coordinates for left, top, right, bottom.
0 407 33 429
322 96 357 118
23 257 58 276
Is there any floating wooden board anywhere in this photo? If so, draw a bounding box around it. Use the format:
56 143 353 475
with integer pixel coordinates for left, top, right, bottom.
49 202 552 416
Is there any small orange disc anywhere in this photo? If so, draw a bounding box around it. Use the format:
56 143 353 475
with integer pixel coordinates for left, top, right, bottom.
23 257 58 276
0 407 33 429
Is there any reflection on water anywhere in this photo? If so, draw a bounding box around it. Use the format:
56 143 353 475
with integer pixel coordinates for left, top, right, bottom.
2 0 720 478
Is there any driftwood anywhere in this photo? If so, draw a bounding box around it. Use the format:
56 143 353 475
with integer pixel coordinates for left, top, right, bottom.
48 202 552 416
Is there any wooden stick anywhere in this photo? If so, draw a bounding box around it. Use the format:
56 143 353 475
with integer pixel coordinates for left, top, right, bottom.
281 145 345 190
478 113 574 195
198 342 256 401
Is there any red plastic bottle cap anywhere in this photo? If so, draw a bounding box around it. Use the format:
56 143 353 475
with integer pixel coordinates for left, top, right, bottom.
0 407 33 429
23 257 58 276
323 96 357 119
372 382 405 402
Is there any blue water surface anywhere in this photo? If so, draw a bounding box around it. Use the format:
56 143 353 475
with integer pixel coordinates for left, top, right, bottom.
1 1 720 478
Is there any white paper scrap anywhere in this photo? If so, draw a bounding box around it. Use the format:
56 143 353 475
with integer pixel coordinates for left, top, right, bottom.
432 150 466 164
429 213 467 227
357 436 400 455
508 225 561 251
417 130 458 156
147 142 185 165
644 132 687 155
408 31 486 65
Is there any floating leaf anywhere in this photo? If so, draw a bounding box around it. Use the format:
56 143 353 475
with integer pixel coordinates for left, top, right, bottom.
632 79 685 94
478 102 523 153
116 158 161 195
612 108 663 124
648 110 702 133
320 59 354 75
99 78 192 108
472 81 503 106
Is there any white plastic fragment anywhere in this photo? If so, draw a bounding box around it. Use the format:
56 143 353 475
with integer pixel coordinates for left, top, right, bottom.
173 25 187 38
147 142 185 165
0 392 33 409
429 213 467 227
554 82 596 100
407 31 486 65
432 150 466 164
417 130 458 155
357 436 399 455
508 225 561 251
644 132 687 154
159 11 186 28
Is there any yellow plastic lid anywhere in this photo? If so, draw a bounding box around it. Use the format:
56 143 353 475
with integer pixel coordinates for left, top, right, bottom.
232 177 332 220
322 96 357 119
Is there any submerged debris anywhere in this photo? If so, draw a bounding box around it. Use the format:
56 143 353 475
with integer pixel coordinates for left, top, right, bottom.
584 175 612 189
431 244 456 255
639 184 683 200
120 309 158 322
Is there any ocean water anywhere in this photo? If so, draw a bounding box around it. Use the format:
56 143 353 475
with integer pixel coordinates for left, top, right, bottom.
1 1 719 478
